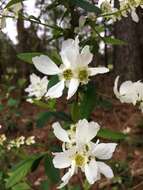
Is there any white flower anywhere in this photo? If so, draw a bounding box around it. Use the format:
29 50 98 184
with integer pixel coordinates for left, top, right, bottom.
113 76 139 105
25 136 35 145
52 119 117 188
0 2 22 29
114 76 143 112
32 37 109 100
25 73 49 100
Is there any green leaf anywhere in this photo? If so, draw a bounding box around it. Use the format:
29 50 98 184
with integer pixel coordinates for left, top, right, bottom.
44 155 60 184
104 37 127 45
71 102 80 123
6 154 45 188
0 104 4 111
5 0 27 9
17 52 43 64
17 51 62 65
12 182 31 190
48 75 59 89
79 83 96 119
97 128 127 141
41 180 49 190
69 0 101 14
36 111 72 128
6 159 34 188
7 98 19 107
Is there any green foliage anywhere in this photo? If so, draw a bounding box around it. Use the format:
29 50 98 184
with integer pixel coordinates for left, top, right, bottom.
11 182 31 190
5 0 27 9
17 53 43 64
41 180 49 190
79 83 96 119
36 111 72 128
17 51 62 65
44 155 60 184
97 128 127 141
69 0 101 14
104 37 127 45
6 154 45 188
7 98 19 107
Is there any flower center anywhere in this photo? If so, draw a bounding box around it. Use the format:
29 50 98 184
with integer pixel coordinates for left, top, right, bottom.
78 69 89 83
74 154 86 167
63 69 73 80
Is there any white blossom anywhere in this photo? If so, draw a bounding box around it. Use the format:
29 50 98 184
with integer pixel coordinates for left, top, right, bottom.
32 37 109 100
25 73 49 100
0 2 22 29
52 119 117 188
114 76 143 112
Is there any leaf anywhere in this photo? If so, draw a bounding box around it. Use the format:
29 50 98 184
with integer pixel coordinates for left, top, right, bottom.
17 52 43 64
12 182 31 190
70 102 80 123
6 158 34 188
48 75 59 89
97 128 127 141
7 98 19 107
41 180 49 190
36 111 72 128
44 155 60 184
79 83 96 119
6 154 45 188
104 37 127 45
17 51 62 65
69 0 101 14
5 0 27 9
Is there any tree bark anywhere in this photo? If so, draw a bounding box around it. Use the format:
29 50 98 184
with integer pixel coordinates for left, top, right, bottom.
113 8 143 81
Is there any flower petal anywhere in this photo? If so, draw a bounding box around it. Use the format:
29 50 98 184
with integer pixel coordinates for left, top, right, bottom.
89 67 109 76
57 163 75 189
46 80 65 98
131 9 139 23
67 78 80 100
84 159 99 184
76 119 100 148
113 76 120 98
53 151 72 169
93 143 117 160
60 37 79 68
32 55 61 75
79 45 93 66
97 161 114 178
52 122 70 142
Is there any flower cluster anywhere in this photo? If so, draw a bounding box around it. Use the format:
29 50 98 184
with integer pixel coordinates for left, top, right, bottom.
0 2 22 29
52 119 117 188
25 37 109 101
114 76 143 112
0 134 35 150
97 0 143 22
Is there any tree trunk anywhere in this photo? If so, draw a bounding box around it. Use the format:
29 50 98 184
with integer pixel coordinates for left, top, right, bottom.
113 8 143 81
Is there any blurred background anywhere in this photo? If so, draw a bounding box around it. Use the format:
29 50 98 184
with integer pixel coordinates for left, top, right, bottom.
0 0 143 189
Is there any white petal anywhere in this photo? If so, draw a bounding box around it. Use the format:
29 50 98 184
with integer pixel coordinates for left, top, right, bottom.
67 78 80 100
76 119 100 148
60 37 79 68
113 76 120 98
30 73 40 84
84 159 99 184
53 152 72 169
93 143 117 160
131 10 139 23
32 55 61 75
80 45 93 66
46 80 65 98
52 122 70 142
97 161 114 178
89 67 109 76
57 163 75 189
